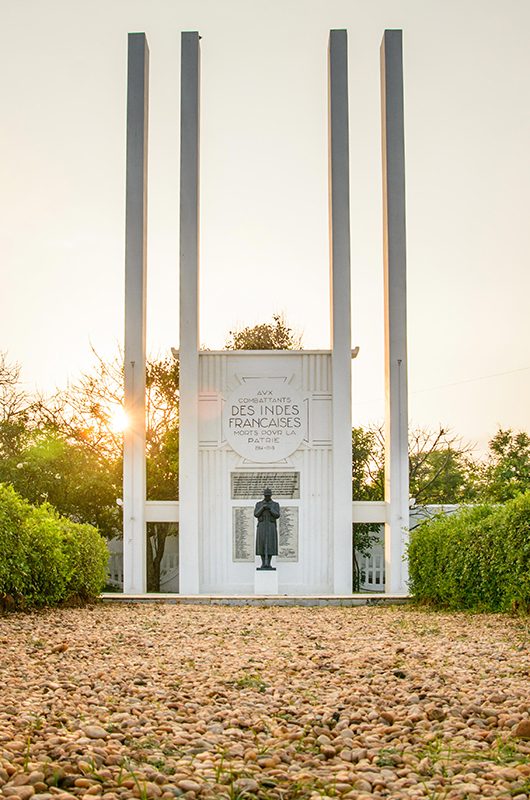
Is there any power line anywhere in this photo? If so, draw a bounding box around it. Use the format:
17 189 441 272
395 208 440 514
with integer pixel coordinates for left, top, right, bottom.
354 365 530 406
411 365 530 394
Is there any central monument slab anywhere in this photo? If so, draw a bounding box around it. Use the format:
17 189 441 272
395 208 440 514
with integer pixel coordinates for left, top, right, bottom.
197 350 333 594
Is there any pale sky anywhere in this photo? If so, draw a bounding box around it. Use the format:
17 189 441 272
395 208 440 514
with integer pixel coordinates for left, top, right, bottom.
1 0 529 453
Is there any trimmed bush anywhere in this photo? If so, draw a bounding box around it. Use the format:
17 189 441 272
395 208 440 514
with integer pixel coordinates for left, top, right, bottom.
22 504 71 605
0 484 33 599
498 492 530 610
58 517 109 600
408 492 530 612
0 483 108 608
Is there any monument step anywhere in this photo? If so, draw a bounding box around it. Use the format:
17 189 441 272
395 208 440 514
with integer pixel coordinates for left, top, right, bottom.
101 593 410 607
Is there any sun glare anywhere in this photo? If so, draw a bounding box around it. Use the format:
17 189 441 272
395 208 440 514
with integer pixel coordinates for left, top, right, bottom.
110 407 129 433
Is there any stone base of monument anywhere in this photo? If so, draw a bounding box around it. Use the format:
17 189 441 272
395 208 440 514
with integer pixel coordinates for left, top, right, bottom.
254 568 279 595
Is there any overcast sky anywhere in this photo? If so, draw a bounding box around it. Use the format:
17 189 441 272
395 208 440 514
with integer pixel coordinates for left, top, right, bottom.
1 0 529 453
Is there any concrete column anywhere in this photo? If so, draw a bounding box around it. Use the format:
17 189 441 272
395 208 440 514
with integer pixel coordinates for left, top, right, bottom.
123 33 149 594
178 32 201 594
381 30 409 594
328 30 353 594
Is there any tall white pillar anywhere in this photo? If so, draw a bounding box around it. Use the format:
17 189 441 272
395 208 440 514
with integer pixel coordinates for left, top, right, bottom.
328 30 353 594
123 33 149 594
178 32 201 594
381 30 409 594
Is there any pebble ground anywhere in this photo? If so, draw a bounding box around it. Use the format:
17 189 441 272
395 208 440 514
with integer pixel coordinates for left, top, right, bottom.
0 604 529 800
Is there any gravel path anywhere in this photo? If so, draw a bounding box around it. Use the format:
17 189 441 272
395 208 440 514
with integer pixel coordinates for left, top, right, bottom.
0 604 529 800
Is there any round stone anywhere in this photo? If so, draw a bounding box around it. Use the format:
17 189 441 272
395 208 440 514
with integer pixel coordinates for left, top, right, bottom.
82 726 108 740
514 719 530 740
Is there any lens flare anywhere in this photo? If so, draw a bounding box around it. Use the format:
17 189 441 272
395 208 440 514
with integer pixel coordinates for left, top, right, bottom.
110 407 128 433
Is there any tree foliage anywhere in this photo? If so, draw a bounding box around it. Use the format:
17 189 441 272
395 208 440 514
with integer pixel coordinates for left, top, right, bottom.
409 428 476 505
46 351 180 590
352 427 384 501
475 428 530 502
37 351 180 502
0 354 33 477
0 351 179 591
2 344 530 599
225 314 302 350
352 424 477 505
351 425 478 591
0 428 121 537
351 428 383 588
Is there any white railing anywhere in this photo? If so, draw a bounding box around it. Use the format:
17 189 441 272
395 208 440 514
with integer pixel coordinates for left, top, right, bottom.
360 547 385 591
106 503 460 593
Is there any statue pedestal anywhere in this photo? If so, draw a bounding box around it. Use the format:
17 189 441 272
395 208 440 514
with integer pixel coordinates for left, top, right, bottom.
254 568 279 595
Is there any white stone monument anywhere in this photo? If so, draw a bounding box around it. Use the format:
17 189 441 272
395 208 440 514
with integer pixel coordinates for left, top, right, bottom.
122 29 409 596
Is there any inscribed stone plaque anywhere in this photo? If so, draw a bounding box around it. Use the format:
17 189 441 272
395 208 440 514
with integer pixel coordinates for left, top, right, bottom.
231 472 300 500
223 379 305 462
277 506 299 562
232 507 254 562
232 504 299 563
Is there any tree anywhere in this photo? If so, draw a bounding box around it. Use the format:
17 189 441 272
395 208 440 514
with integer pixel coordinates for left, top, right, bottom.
0 427 121 537
145 357 180 500
0 353 28 423
0 355 122 538
352 424 476 506
225 313 302 350
352 426 384 501
477 428 530 502
351 427 384 590
408 427 476 505
8 343 529 597
38 351 180 497
50 351 180 592
144 360 179 593
0 354 32 470
350 424 478 590
1 350 180 591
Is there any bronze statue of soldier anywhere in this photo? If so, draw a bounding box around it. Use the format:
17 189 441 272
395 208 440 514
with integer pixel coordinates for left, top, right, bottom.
254 487 280 570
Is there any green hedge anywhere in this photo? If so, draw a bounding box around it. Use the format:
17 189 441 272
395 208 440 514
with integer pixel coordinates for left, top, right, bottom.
0 483 108 608
408 492 530 612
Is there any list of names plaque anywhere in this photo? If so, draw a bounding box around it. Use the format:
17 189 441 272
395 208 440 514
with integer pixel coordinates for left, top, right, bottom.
277 506 299 562
231 472 300 500
232 504 299 564
232 507 254 562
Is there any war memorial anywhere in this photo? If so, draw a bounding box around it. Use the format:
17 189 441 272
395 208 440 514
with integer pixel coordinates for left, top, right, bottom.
122 29 409 597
